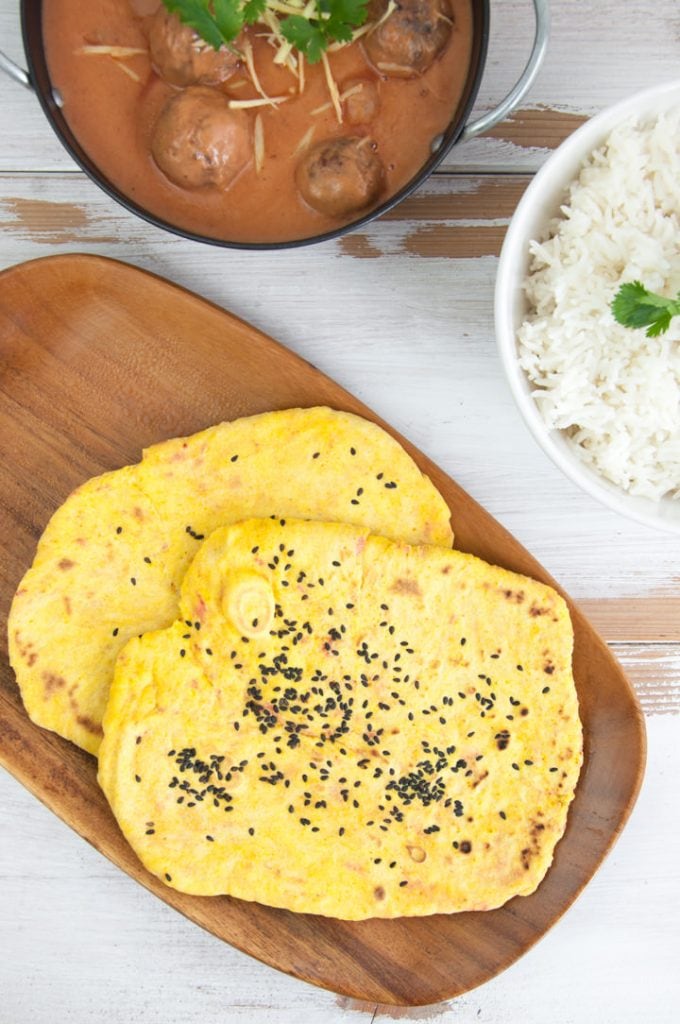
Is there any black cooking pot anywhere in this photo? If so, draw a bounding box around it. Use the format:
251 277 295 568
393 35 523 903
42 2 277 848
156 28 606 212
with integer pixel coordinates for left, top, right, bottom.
1 1 549 250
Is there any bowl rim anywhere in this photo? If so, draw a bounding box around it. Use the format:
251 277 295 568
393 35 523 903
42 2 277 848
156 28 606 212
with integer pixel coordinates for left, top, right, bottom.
495 77 680 535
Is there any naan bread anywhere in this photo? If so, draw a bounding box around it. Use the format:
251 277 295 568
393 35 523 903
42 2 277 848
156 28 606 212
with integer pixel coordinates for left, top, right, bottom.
9 408 452 754
98 518 582 919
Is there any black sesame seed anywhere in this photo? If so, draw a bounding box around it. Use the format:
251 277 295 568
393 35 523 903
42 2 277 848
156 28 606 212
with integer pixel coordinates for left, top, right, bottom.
112 627 119 637
165 873 172 882
206 835 214 842
130 577 136 586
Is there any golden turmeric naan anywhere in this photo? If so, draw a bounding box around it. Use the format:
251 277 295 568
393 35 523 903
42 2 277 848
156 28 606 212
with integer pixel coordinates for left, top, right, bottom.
98 518 582 919
9 408 452 754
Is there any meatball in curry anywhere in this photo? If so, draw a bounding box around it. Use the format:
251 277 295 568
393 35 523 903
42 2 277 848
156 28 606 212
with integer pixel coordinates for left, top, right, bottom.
296 137 385 218
151 87 251 190
148 7 241 86
364 0 454 78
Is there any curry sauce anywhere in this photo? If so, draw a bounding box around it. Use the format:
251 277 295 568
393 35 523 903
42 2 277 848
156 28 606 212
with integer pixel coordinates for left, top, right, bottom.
43 0 473 244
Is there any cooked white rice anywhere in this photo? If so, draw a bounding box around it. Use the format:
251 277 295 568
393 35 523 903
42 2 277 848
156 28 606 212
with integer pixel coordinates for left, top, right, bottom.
518 107 680 502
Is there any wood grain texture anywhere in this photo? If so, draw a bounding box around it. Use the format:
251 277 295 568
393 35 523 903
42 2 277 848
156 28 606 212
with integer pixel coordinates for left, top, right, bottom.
578 599 680 644
612 645 680 716
0 254 645 1006
0 174 525 258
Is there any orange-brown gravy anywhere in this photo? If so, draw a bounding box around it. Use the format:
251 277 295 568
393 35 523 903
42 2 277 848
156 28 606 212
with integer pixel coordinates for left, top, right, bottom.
43 0 473 243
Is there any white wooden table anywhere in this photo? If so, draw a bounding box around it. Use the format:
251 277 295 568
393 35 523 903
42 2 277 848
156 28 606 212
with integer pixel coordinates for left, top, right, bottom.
1 2 679 1021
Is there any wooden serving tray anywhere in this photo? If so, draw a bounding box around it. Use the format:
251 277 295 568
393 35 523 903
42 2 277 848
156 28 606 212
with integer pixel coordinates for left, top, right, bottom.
0 254 646 1006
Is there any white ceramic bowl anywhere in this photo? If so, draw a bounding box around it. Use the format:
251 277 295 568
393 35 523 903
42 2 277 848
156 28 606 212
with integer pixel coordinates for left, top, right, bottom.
495 79 680 534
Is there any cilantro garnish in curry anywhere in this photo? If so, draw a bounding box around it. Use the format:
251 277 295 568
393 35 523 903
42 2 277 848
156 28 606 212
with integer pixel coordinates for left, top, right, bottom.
162 0 370 63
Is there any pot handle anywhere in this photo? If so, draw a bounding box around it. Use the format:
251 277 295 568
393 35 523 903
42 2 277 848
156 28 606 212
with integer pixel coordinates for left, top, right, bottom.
0 51 32 90
460 0 550 142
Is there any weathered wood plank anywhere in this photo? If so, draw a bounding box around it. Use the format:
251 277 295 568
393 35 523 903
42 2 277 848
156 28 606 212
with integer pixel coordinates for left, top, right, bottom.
381 178 529 221
612 644 680 716
580 600 680 645
0 173 526 258
484 108 587 150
